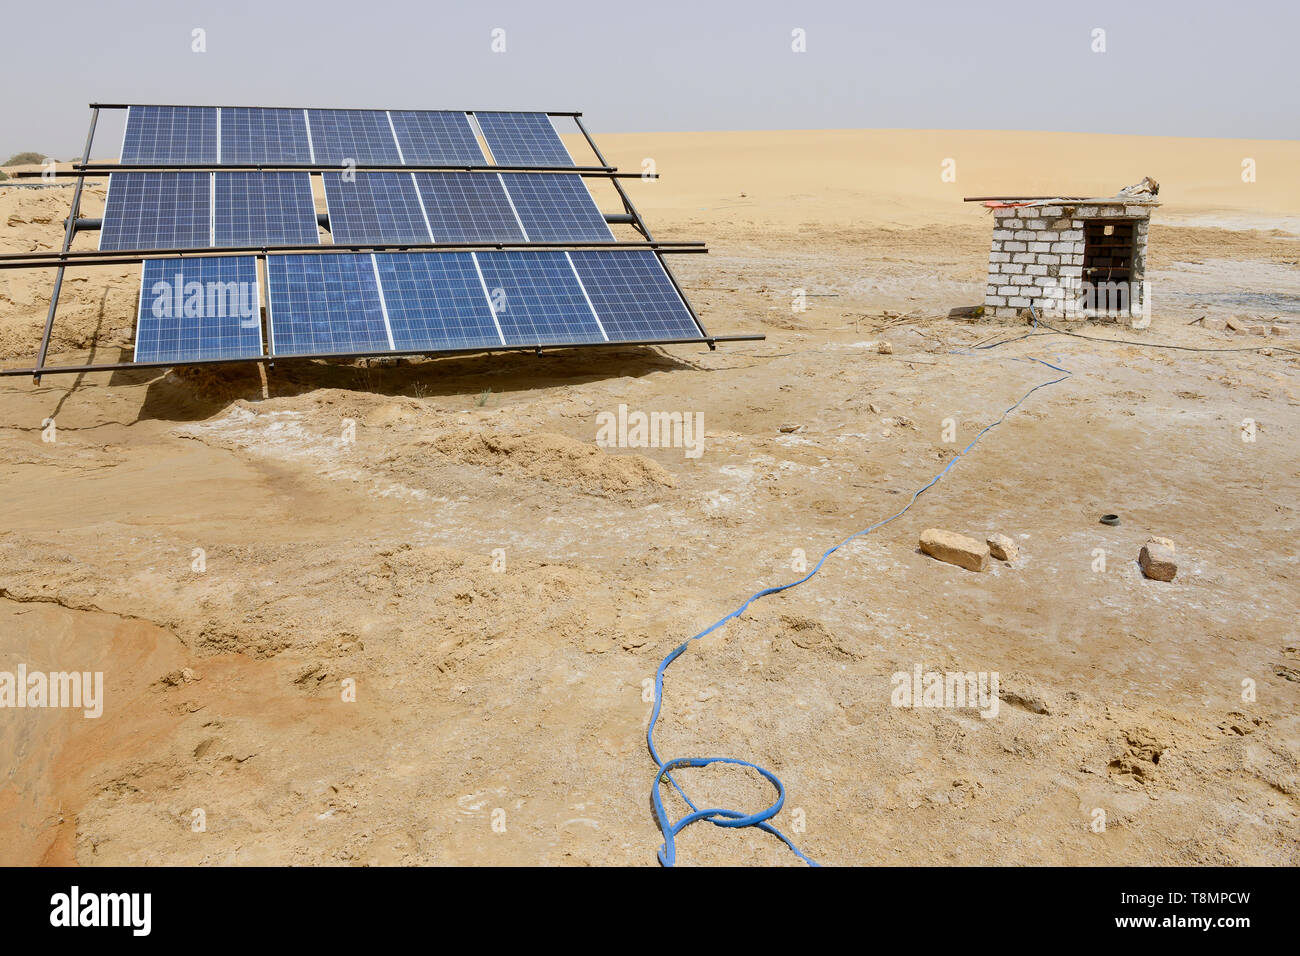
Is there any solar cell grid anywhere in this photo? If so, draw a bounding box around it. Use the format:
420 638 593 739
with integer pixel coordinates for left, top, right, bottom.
475 112 573 166
100 172 211 250
307 109 402 165
121 106 218 164
322 172 432 244
266 254 392 356
213 172 320 247
497 173 612 241
219 107 313 163
414 173 525 242
568 250 701 341
389 111 485 165
473 250 605 345
136 257 262 362
374 253 503 351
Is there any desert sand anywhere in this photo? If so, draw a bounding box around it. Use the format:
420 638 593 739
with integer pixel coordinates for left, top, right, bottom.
1 129 1297 865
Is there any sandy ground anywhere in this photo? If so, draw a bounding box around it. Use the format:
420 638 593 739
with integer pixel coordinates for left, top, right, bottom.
1 129 1298 866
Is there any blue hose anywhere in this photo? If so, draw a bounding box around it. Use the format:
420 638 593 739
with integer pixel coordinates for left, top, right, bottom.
647 319 1072 866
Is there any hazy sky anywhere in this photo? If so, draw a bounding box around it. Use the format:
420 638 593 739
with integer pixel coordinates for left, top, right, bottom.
3 0 1296 159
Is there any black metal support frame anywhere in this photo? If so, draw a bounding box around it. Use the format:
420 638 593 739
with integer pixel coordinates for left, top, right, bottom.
7 104 761 382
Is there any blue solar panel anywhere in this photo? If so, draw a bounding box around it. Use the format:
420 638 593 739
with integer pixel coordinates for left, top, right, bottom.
497 173 611 241
137 257 262 362
307 110 401 165
219 107 312 163
389 111 485 165
475 112 573 166
213 173 319 247
373 253 503 351
322 172 431 243
473 251 605 345
568 250 702 341
100 173 211 250
266 254 392 356
413 173 525 242
121 106 218 164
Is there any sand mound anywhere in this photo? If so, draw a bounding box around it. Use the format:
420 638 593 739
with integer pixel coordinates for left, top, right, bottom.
426 429 678 494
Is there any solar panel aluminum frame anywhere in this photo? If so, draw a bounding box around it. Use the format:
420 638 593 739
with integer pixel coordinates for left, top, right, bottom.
12 103 761 382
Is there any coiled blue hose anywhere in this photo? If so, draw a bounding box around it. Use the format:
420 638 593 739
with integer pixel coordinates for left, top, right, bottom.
648 326 1072 866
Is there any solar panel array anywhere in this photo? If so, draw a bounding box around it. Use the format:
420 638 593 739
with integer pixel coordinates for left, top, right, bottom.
121 106 566 166
112 105 706 366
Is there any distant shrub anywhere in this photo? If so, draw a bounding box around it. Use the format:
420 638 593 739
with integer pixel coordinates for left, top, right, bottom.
0 170 8 182
4 151 47 166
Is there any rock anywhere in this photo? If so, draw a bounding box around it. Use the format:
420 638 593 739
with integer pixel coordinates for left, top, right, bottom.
778 424 802 433
920 528 990 572
1225 316 1250 332
1139 538 1177 582
1202 317 1226 332
877 341 894 355
986 533 1019 562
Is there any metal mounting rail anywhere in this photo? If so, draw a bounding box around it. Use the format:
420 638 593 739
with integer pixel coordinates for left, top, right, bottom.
0 240 708 271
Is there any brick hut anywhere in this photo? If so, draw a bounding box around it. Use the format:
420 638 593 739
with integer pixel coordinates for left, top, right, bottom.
972 178 1159 322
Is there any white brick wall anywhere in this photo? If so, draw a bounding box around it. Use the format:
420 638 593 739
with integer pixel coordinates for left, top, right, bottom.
983 201 1153 318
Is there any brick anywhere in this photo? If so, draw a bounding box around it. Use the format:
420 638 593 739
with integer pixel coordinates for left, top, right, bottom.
1061 230 1083 241
1012 275 1035 285
1050 242 1075 254
1014 230 1035 241
1038 206 1063 217
1003 241 1026 252
1012 252 1034 264
1022 219 1046 229
1059 265 1083 278
1001 262 1024 274
920 528 990 572
997 285 1018 296
985 295 1006 307
1037 231 1060 242
1034 275 1058 287
1036 253 1060 265
1008 297 1031 308
989 251 1010 263
1076 206 1099 218
1000 218 1022 229
992 229 1014 240
1029 242 1051 252
1026 264 1047 276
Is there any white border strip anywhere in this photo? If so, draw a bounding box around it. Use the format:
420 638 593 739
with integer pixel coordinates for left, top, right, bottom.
209 172 217 246
370 253 396 350
303 109 316 164
411 171 435 241
471 252 507 345
215 107 222 163
120 105 131 163
467 113 497 165
264 255 279 355
386 111 406 164
496 173 530 239
565 251 608 341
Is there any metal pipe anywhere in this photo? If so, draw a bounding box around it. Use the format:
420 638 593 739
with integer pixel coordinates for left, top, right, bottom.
0 240 708 270
32 106 98 384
